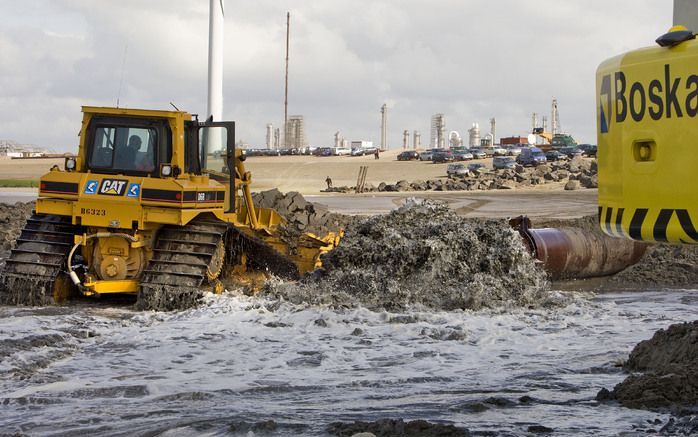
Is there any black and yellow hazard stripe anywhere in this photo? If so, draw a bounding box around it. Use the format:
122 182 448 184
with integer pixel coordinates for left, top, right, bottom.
599 205 698 243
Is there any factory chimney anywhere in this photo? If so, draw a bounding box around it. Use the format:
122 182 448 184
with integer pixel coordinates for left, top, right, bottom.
380 104 388 150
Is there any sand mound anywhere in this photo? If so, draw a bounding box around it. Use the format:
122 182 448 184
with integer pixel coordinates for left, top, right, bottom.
603 321 698 414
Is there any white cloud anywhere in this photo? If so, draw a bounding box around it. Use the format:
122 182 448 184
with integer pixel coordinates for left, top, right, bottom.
0 0 674 150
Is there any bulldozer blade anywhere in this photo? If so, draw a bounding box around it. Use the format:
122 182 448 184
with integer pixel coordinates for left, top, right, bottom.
228 227 300 280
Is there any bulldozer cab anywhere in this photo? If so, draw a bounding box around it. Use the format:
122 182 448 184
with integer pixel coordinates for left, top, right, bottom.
82 108 234 181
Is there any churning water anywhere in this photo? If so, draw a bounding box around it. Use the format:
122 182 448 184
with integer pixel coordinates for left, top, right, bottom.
1 288 696 436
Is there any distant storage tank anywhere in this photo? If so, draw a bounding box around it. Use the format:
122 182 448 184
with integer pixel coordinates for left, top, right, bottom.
468 123 480 147
413 130 421 149
403 130 410 149
449 131 461 148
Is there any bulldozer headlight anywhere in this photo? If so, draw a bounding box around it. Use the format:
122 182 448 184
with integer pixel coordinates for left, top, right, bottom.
65 157 76 171
161 164 172 177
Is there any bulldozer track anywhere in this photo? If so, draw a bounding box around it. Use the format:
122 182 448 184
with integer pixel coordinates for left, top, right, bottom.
0 213 305 310
136 216 229 311
0 214 83 305
136 215 302 310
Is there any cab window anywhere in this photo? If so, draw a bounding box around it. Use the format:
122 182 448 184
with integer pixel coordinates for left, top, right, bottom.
86 116 171 176
89 126 157 173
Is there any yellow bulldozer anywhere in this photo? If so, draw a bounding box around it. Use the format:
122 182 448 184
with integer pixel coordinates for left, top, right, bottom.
0 106 339 309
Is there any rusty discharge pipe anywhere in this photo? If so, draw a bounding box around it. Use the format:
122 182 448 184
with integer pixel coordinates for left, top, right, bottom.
510 216 648 280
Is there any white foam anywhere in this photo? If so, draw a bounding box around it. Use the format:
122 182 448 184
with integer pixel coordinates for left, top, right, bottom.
1 288 695 435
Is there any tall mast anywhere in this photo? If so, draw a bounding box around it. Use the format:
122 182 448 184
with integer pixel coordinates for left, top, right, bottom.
206 0 224 152
284 12 290 148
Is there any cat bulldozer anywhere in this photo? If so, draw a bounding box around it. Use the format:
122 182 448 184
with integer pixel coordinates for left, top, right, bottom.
0 106 340 309
596 25 698 244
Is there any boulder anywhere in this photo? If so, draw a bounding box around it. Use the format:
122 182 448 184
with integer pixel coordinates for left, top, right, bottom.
396 180 411 191
497 180 517 189
565 180 581 190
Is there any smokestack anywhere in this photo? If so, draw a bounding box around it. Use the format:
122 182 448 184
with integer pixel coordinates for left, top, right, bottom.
266 124 273 149
380 104 388 150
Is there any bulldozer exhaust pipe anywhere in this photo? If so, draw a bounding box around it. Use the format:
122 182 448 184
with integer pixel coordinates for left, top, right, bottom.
510 216 648 280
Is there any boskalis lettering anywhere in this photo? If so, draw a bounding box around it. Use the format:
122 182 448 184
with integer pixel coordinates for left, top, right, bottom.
599 64 698 133
99 179 128 196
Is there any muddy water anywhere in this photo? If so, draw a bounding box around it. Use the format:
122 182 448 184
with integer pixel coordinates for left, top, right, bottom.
1 289 696 436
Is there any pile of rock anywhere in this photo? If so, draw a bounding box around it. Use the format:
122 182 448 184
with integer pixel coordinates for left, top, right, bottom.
326 157 597 193
251 189 352 238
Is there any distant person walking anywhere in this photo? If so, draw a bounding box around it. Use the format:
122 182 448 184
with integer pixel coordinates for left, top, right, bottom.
374 149 380 160
325 176 333 190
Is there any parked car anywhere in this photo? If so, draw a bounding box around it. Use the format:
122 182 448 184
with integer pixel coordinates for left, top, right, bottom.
397 150 419 161
313 147 333 156
419 149 436 161
517 147 547 166
493 156 516 169
453 150 474 161
432 149 455 163
493 146 508 156
334 147 352 156
467 163 486 172
350 146 377 156
545 150 568 161
469 148 487 159
447 163 469 177
506 146 522 156
559 147 583 158
578 144 597 157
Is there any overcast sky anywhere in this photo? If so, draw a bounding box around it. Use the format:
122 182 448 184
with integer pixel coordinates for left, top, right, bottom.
0 0 673 151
